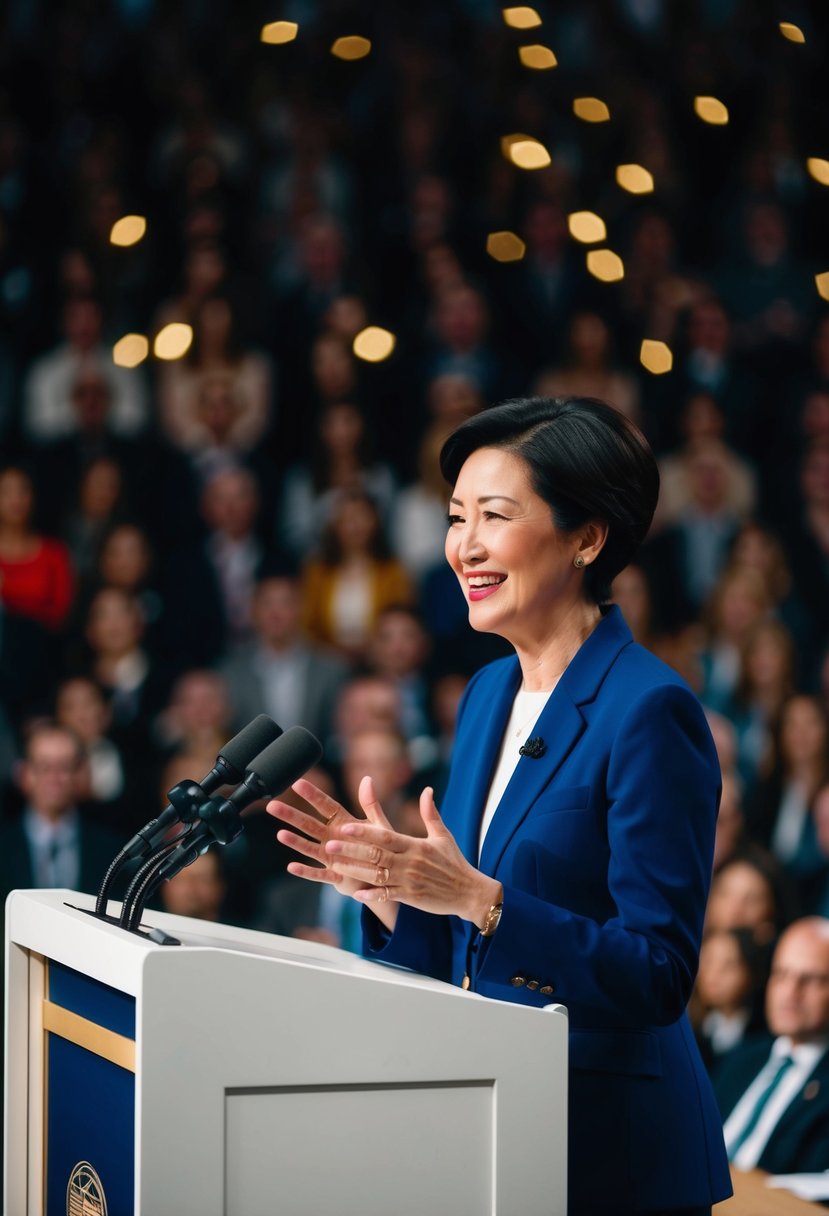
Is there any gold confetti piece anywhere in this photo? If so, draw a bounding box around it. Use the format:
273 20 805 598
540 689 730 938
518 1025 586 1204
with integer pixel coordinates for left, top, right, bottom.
573 97 610 123
486 231 526 262
519 44 557 70
112 334 149 368
502 6 542 29
568 211 607 243
816 272 829 302
503 137 551 170
353 326 396 362
331 35 371 60
260 21 298 44
586 249 624 283
779 21 805 43
110 215 147 247
615 164 654 194
154 323 194 361
807 158 829 186
694 96 729 125
640 340 673 375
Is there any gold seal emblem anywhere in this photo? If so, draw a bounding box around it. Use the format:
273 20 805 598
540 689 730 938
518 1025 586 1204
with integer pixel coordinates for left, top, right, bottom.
66 1161 108 1216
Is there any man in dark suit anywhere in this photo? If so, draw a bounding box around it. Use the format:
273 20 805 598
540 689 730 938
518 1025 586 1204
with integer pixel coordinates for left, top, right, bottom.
715 917 829 1174
220 571 348 745
0 722 122 908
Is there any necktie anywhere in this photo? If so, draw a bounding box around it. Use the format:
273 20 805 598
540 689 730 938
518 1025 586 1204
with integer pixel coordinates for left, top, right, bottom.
727 1054 795 1161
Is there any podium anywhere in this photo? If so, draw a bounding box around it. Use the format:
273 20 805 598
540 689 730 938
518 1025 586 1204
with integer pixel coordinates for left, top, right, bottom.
5 889 568 1215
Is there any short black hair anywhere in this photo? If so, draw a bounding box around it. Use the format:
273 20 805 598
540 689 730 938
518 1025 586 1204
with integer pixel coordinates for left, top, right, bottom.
439 396 659 604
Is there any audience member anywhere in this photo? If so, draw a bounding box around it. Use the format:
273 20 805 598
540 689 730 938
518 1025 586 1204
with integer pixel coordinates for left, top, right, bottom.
220 571 348 744
0 465 74 634
301 489 412 663
715 917 829 1174
0 723 121 909
691 927 769 1072
22 296 148 443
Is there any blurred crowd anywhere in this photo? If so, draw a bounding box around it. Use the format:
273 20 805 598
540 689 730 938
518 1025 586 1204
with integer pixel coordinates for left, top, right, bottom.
1 0 829 1072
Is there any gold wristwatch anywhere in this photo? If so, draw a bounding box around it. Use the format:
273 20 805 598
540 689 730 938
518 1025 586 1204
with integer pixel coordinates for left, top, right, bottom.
480 902 503 937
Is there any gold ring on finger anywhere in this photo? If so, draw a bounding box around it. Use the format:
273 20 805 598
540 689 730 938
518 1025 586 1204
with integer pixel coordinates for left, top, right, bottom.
376 865 390 886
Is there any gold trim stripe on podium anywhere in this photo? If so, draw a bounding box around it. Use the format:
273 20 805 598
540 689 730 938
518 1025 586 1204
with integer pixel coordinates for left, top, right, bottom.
42 1000 136 1073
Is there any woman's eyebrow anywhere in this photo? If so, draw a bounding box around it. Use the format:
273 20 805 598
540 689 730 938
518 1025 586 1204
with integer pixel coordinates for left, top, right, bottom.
448 495 520 506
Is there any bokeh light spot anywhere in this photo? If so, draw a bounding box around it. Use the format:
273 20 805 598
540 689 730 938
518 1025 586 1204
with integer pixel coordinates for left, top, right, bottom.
260 21 298 44
807 158 829 186
502 7 542 29
110 215 147 247
154 323 193 361
518 44 557 70
615 164 654 194
502 136 551 170
694 96 729 125
586 249 625 283
486 231 526 262
353 326 396 362
573 97 610 123
779 22 805 43
112 334 149 368
568 211 607 244
640 340 673 375
331 36 371 60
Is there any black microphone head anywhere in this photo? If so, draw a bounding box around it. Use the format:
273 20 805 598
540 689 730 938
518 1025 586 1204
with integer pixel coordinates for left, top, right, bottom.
218 715 282 781
247 726 323 796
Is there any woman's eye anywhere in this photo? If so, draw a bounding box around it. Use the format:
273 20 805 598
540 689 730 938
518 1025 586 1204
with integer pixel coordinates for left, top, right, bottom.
483 511 505 521
447 514 464 526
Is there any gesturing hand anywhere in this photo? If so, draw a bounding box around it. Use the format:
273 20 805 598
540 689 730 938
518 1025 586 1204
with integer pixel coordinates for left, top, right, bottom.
325 785 501 928
266 775 400 930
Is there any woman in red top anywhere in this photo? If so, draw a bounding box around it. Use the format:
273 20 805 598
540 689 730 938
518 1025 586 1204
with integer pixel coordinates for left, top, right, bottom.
0 465 74 632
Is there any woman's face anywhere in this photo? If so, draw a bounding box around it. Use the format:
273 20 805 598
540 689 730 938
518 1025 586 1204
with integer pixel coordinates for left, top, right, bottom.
745 628 789 690
80 459 122 519
0 468 34 529
56 679 109 742
445 447 582 648
321 403 362 456
334 495 378 553
706 862 775 934
86 591 142 656
697 933 751 1010
100 527 150 589
781 696 827 767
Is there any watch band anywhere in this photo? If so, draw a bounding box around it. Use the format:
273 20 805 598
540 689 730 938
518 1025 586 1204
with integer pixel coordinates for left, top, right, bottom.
480 901 503 937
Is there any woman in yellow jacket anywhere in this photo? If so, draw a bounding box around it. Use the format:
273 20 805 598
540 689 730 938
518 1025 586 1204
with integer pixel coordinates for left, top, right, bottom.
301 488 412 663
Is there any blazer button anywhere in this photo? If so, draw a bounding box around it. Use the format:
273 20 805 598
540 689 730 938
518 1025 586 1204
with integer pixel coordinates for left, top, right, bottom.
510 974 527 987
540 985 555 995
526 980 540 991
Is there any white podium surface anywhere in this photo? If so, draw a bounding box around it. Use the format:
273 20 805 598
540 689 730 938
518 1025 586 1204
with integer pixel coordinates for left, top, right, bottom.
5 888 568 1216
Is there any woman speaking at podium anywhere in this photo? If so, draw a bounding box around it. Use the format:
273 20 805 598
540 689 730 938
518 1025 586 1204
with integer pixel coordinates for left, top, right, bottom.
268 397 732 1216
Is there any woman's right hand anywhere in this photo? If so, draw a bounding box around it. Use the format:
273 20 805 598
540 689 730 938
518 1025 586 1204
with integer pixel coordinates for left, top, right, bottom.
266 776 400 931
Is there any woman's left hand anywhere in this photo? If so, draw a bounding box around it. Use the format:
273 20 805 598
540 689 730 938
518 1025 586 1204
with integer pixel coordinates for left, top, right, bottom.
325 785 501 928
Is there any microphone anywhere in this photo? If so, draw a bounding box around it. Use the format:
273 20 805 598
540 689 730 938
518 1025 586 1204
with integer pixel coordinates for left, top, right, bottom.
95 715 282 916
121 726 323 929
157 726 324 880
519 736 547 759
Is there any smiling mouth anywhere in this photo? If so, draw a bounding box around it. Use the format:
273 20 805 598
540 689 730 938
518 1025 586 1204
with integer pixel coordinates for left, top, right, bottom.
467 575 506 600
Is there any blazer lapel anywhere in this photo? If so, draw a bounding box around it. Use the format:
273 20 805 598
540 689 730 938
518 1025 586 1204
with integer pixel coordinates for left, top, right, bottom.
449 657 521 865
479 605 633 877
479 690 585 876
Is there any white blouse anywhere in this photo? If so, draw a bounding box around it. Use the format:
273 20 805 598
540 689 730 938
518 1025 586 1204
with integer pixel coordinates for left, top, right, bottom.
477 687 551 861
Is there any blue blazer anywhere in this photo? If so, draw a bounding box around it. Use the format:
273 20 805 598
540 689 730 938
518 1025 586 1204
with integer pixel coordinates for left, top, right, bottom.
365 606 732 1211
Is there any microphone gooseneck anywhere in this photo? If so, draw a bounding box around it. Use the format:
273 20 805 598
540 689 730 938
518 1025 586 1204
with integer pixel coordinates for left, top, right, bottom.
96 715 281 916
121 725 324 932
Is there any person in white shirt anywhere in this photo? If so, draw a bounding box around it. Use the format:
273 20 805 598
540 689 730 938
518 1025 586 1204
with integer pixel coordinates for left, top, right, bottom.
715 917 829 1175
